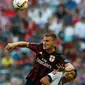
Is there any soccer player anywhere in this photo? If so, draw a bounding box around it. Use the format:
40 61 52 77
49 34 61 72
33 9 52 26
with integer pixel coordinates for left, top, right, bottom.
5 33 74 85
40 64 77 85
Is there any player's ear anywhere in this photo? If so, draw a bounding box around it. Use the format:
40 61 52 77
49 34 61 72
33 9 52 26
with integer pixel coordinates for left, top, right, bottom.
53 42 56 46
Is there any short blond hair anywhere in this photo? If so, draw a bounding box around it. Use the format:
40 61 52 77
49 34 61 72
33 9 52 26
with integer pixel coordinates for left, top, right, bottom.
44 33 57 41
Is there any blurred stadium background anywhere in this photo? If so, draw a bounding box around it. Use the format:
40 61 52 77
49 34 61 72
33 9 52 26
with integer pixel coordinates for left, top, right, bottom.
0 0 85 85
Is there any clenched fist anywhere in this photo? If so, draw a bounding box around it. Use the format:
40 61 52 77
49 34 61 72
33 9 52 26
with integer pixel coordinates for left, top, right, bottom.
5 43 16 51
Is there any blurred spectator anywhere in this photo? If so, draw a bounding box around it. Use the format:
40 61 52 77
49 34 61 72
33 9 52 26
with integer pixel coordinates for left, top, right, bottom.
0 0 5 9
3 0 13 9
36 11 49 28
0 29 7 43
55 4 66 20
12 34 19 43
11 66 24 85
29 0 37 6
48 13 63 35
75 0 81 4
63 9 73 26
28 7 40 22
37 0 50 5
78 0 85 10
10 11 23 35
11 77 23 85
65 0 77 10
80 8 85 17
42 6 53 20
0 9 11 32
1 51 14 68
80 50 85 64
3 74 11 85
50 0 60 6
64 23 75 42
78 39 85 51
75 14 85 40
64 41 77 62
72 8 81 24
24 18 37 42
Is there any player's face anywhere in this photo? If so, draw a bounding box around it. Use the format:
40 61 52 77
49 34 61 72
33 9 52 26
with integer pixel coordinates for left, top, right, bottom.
65 71 75 81
43 36 55 50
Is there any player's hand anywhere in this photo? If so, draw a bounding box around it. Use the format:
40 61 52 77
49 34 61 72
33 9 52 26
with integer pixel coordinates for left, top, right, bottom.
5 43 16 51
56 64 65 72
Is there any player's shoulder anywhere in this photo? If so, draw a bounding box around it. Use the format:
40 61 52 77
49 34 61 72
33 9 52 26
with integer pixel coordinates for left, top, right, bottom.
55 47 63 55
35 43 43 46
30 42 42 46
55 47 66 58
36 43 43 49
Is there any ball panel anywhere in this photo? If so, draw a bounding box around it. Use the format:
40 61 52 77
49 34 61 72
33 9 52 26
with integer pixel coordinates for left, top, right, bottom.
13 0 28 10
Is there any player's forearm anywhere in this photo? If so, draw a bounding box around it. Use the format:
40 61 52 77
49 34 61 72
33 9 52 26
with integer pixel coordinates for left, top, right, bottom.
65 63 74 72
13 42 29 48
40 76 50 85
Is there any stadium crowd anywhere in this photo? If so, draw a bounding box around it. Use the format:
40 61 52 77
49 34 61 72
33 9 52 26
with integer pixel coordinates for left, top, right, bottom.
0 0 85 85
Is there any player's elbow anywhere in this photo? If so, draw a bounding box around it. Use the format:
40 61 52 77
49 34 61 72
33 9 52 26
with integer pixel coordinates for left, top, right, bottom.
40 78 45 85
40 76 50 85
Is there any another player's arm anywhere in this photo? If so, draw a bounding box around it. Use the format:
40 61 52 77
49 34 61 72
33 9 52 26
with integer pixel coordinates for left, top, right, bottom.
5 42 29 51
40 76 50 85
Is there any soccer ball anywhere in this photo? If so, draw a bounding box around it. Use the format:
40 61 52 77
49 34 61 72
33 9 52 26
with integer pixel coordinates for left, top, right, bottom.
13 0 28 10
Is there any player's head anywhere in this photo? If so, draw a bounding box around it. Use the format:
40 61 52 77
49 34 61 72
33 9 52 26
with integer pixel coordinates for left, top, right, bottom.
42 33 57 50
65 69 77 81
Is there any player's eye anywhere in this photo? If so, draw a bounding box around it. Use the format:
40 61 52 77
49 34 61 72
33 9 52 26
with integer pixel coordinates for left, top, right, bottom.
46 40 49 42
43 40 49 42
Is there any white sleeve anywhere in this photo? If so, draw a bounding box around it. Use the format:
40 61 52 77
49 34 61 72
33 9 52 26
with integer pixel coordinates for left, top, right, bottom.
47 71 63 82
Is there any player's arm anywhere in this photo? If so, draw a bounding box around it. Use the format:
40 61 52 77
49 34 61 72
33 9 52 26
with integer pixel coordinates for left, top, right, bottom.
56 63 74 72
5 42 29 51
59 54 75 72
40 76 50 85
6 42 41 53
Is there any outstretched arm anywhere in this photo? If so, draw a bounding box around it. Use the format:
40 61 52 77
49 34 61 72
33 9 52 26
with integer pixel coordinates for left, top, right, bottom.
5 42 29 51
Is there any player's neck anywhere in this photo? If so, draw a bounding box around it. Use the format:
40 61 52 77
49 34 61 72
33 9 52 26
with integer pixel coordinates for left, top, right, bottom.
46 47 55 53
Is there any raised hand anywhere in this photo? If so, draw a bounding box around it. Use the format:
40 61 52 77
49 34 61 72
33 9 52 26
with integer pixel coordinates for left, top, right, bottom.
56 63 65 72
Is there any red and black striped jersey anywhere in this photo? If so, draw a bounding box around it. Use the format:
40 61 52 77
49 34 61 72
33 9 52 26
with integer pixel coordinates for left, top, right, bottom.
26 43 69 85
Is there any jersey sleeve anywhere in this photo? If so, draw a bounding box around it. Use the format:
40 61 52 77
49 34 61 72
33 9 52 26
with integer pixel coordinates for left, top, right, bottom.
28 43 42 53
60 54 69 64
